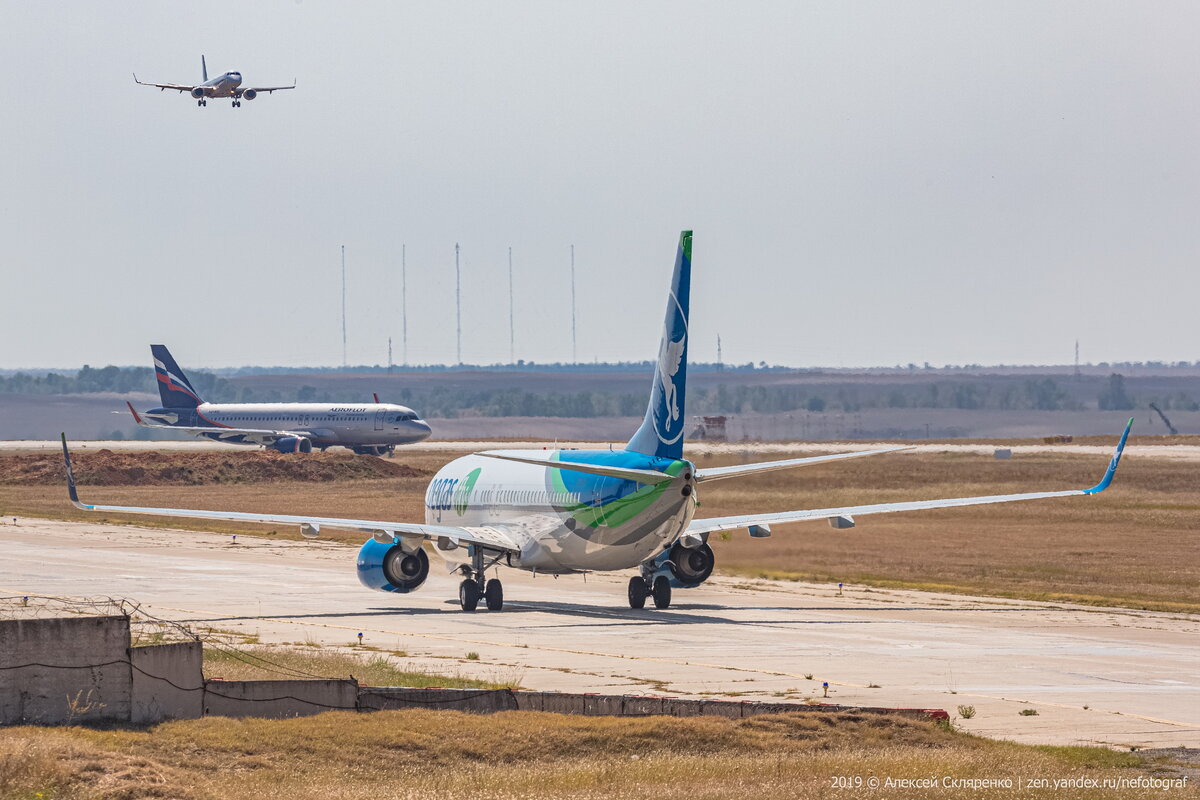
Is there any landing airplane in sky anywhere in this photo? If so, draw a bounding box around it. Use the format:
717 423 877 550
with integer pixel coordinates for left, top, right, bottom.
63 232 1132 612
124 345 430 455
134 55 295 107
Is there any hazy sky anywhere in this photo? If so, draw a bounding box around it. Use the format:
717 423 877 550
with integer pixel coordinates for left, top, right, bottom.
2 1 1198 370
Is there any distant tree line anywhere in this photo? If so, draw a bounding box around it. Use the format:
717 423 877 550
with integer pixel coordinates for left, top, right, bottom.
4 367 1199 417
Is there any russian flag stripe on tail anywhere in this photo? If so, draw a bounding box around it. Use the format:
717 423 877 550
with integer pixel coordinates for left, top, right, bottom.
626 231 692 460
151 344 204 409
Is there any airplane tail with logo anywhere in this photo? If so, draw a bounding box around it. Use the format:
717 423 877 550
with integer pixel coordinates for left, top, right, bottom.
151 345 204 409
626 230 692 460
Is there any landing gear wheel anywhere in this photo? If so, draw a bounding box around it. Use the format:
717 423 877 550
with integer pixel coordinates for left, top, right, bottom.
627 576 649 609
485 579 503 611
459 579 481 612
652 575 672 609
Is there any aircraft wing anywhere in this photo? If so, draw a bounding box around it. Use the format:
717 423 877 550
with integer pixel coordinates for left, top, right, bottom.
694 446 912 483
240 81 296 94
133 74 194 93
60 435 520 554
126 402 308 446
686 419 1132 536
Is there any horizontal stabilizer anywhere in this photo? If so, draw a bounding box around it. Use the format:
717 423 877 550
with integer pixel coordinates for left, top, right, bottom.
695 446 911 483
477 451 674 485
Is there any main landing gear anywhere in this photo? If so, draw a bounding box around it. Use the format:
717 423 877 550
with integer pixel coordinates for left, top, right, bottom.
196 99 207 107
232 100 241 108
458 548 505 612
627 575 671 610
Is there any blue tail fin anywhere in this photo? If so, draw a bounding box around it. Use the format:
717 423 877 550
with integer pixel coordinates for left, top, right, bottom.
626 231 692 459
151 345 204 409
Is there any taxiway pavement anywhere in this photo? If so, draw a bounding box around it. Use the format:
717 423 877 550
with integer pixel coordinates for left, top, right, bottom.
1 517 1196 749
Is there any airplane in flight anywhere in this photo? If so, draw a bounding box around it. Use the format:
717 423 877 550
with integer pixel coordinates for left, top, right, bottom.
134 55 295 107
62 232 1132 612
124 344 430 455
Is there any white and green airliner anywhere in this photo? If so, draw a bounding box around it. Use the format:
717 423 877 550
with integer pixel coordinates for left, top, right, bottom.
62 231 1132 612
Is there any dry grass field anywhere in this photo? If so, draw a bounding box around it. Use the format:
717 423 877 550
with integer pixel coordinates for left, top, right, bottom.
1 709 1185 800
1 442 1195 612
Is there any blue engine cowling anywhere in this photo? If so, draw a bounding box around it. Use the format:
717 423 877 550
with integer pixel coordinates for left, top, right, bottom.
242 89 257 100
268 436 313 454
191 87 205 99
356 538 430 594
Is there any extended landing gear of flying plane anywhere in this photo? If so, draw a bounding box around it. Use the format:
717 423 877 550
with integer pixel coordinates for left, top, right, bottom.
458 548 505 612
232 100 241 108
627 575 671 610
196 99 207 107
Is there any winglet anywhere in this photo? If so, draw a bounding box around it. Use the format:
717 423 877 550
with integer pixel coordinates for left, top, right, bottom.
60 434 89 510
373 393 381 404
1083 417 1133 495
126 401 145 426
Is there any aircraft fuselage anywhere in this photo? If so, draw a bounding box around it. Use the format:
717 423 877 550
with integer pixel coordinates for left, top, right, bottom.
424 450 697 573
144 402 432 448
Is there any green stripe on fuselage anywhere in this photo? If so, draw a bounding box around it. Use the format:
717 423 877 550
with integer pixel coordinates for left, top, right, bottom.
550 457 686 528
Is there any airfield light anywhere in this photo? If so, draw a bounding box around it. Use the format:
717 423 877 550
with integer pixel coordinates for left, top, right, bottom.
838 583 844 596
823 682 829 698
357 632 364 646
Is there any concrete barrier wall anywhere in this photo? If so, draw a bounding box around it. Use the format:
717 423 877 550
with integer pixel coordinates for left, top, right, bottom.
360 687 517 713
0 616 131 725
203 680 358 719
0 615 948 725
130 641 204 724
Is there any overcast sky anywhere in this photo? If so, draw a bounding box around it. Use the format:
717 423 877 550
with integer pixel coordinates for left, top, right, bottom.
2 1 1198 370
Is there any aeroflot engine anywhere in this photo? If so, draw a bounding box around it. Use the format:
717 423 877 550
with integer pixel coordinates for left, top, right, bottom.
356 539 430 593
190 87 205 99
268 436 313 454
242 89 257 100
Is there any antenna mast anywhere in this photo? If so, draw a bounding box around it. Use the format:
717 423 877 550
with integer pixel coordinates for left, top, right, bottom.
508 246 515 364
570 244 577 364
1074 339 1080 380
455 243 462 365
341 244 347 368
401 244 408 366
717 334 723 371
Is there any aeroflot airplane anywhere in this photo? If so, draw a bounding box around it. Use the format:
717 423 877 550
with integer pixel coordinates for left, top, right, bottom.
125 345 431 455
63 231 1132 612
134 55 295 107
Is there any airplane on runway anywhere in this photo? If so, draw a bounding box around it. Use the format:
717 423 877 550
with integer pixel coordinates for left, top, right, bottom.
134 55 295 107
62 231 1133 612
125 344 431 455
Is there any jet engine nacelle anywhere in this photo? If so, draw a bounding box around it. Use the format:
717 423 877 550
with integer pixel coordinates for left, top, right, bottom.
666 541 715 588
356 539 430 594
268 436 313 454
190 87 205 99
242 89 257 100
